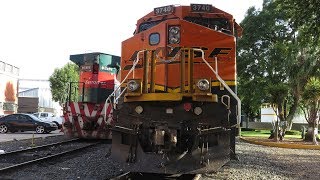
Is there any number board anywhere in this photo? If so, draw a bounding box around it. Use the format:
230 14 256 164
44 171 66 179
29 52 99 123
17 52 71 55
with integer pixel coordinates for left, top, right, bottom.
190 4 212 13
81 65 92 72
154 5 174 16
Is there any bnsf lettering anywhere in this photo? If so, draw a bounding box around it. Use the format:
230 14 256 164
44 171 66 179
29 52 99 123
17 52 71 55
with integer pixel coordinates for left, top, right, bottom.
129 47 232 61
208 48 232 58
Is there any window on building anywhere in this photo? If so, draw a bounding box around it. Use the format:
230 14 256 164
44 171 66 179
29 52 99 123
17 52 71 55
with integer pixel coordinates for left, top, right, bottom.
3 102 17 112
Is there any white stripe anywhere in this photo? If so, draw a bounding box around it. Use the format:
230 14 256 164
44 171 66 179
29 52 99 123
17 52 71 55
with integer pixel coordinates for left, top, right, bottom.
83 103 90 117
97 116 103 125
73 103 84 129
91 106 98 117
100 103 107 116
106 107 113 124
92 130 98 137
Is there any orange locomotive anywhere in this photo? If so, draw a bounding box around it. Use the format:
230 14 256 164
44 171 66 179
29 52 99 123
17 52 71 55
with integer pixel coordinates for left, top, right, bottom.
111 4 242 174
62 52 120 139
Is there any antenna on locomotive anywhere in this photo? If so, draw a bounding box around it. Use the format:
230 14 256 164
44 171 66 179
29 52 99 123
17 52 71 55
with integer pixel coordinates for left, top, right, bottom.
192 48 241 128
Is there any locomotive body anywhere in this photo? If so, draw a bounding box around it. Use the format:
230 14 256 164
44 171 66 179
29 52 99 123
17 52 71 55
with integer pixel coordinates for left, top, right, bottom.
111 4 242 174
63 53 120 139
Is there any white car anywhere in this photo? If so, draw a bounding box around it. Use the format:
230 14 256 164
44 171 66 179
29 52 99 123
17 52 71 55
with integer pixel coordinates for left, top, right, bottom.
33 112 62 129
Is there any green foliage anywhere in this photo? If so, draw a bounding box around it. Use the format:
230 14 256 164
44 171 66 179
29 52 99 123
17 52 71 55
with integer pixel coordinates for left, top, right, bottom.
241 129 301 138
241 128 256 131
238 0 320 127
301 77 320 124
285 130 300 135
241 129 272 137
266 83 289 105
276 0 320 44
302 77 320 102
237 1 294 121
49 62 79 105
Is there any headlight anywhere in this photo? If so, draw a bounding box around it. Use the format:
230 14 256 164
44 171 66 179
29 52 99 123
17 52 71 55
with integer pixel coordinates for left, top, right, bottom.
127 80 139 91
197 79 210 91
135 106 143 114
168 26 180 44
194 107 202 115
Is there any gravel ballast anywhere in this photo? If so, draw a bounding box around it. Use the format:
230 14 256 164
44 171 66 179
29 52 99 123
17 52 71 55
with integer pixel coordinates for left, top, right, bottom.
1 136 320 179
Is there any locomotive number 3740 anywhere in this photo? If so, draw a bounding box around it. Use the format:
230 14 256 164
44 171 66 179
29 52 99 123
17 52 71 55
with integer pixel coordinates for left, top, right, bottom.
191 4 212 12
154 5 174 15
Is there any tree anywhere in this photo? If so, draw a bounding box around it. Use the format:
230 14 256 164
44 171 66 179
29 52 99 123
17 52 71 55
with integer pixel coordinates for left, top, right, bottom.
274 0 320 131
266 83 289 141
301 77 320 144
49 62 79 106
237 1 297 126
4 81 16 102
238 0 320 133
276 0 320 44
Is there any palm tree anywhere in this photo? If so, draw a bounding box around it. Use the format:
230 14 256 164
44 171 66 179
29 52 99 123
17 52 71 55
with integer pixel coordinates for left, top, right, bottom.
301 77 320 145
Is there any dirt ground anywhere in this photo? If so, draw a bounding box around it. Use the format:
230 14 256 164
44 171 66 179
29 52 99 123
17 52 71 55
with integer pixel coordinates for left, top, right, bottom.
241 136 320 147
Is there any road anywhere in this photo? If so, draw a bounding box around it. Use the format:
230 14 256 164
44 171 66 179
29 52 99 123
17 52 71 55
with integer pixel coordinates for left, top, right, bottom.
0 130 64 142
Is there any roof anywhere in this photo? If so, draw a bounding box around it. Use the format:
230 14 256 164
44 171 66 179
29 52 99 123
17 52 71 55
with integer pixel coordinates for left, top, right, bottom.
70 52 120 67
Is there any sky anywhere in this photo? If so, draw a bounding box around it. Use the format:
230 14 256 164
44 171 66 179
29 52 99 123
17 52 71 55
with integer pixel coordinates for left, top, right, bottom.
0 0 262 80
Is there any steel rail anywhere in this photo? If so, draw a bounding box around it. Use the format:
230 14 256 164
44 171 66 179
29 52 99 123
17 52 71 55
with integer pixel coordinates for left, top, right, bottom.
110 172 201 180
0 140 101 173
0 138 80 156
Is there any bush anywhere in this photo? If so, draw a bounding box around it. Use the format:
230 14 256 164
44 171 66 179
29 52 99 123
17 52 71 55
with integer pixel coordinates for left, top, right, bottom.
285 130 300 135
241 128 256 131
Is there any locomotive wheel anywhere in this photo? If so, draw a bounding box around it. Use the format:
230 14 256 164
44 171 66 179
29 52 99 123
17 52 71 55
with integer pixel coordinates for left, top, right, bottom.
36 125 45 134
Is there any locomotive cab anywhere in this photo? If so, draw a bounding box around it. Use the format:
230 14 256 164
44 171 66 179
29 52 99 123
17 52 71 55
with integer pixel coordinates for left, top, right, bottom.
62 52 120 139
69 53 120 104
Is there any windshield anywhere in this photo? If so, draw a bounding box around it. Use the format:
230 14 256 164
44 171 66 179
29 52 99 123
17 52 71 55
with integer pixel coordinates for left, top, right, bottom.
29 114 45 122
138 20 164 33
184 17 231 34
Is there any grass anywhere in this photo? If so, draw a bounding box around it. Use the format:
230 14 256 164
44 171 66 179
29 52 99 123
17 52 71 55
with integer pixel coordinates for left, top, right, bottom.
241 129 302 139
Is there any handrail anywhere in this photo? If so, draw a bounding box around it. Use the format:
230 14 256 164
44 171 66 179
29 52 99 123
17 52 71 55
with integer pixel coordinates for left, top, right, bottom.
192 48 241 126
103 48 241 127
68 82 85 103
103 50 146 120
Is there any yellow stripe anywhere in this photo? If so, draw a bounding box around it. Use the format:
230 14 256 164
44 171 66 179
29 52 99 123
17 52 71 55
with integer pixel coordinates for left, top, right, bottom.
124 93 218 102
121 81 236 93
212 81 236 86
125 93 183 102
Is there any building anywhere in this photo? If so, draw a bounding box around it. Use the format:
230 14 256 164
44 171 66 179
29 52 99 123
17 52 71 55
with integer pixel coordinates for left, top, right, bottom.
260 103 278 123
260 103 307 124
0 61 19 115
18 79 62 115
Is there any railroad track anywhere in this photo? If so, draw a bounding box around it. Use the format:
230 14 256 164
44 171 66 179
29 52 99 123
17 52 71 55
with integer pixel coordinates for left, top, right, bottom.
111 172 202 180
111 162 231 180
0 138 101 173
201 163 230 180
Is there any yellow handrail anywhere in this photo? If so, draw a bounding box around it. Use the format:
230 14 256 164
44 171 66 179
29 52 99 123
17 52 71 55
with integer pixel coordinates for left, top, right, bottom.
192 48 241 126
103 50 147 120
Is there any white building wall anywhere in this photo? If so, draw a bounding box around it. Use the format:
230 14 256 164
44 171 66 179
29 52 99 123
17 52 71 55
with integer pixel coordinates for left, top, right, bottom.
0 61 19 115
261 103 277 123
18 88 39 97
18 79 62 116
261 103 308 124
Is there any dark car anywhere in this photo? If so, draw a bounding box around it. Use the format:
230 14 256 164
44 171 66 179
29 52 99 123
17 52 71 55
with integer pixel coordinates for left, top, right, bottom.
0 113 58 134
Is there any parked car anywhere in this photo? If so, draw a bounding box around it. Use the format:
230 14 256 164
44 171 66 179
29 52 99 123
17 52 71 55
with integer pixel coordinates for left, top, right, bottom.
33 112 62 129
0 113 58 134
